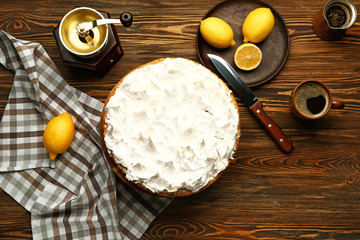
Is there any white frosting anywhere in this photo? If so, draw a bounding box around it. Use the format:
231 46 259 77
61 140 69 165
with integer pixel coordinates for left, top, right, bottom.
104 58 239 193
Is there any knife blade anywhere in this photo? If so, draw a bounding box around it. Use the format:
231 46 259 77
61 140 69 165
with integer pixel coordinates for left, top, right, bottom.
208 54 293 153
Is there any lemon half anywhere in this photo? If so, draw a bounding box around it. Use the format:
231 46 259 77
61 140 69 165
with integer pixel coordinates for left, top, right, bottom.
234 43 262 71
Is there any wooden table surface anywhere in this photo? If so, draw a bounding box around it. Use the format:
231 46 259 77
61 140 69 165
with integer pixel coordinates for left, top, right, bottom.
1 0 360 239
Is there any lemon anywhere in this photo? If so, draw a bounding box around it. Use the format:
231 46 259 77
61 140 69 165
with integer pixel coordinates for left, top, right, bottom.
200 17 236 49
242 8 275 43
234 43 262 71
43 112 75 160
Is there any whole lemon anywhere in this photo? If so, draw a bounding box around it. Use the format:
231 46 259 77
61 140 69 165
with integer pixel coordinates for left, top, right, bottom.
43 112 75 160
200 17 236 49
242 8 275 43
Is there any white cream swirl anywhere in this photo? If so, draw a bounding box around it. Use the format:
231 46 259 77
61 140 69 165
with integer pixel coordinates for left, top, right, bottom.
104 58 239 193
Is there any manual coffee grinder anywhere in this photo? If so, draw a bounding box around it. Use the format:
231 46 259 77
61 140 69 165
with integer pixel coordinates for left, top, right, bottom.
53 7 133 77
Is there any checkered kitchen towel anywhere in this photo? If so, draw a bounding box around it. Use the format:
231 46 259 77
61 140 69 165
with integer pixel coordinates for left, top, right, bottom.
0 30 171 239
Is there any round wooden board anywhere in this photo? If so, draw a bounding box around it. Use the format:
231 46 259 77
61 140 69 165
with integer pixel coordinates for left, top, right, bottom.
197 0 290 87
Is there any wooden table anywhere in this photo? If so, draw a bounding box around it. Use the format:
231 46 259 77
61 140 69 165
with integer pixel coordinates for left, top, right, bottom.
1 0 360 239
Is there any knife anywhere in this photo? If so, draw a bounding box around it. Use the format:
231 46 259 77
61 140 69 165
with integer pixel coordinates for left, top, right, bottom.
208 54 293 153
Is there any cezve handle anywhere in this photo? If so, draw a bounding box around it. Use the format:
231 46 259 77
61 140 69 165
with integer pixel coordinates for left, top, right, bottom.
250 101 293 153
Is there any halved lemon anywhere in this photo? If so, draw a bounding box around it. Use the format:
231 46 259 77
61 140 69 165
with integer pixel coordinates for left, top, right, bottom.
234 43 262 71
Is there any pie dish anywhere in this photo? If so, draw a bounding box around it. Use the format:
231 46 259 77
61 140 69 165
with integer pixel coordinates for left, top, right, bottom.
100 58 241 197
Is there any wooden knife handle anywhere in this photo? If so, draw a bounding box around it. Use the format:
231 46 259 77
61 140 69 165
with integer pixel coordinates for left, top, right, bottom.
249 101 293 153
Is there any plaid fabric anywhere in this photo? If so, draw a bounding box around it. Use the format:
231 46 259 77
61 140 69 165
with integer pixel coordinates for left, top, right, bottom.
0 30 171 239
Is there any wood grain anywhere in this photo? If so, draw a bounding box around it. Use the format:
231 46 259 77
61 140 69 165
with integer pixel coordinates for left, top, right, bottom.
1 0 360 239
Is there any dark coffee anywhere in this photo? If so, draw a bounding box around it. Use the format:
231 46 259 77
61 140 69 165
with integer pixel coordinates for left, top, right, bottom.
326 5 347 28
307 95 326 114
294 82 330 118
